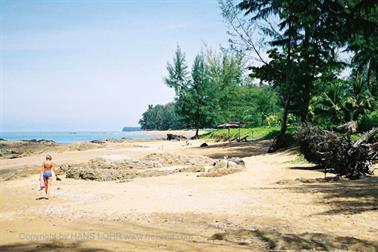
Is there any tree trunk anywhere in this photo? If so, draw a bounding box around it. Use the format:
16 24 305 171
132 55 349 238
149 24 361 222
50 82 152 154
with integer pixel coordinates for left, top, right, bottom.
281 16 292 136
301 30 311 123
281 98 289 135
269 16 292 152
301 78 311 122
268 98 289 153
367 59 371 91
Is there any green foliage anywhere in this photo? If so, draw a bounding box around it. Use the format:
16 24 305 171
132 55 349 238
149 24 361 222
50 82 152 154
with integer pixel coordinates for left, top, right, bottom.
139 103 183 130
310 70 377 128
164 46 189 94
140 45 283 132
309 79 351 126
220 0 378 145
140 1 377 140
206 49 245 123
122 127 141 132
240 0 344 121
171 53 219 136
347 1 378 98
358 110 378 131
234 85 281 126
160 46 283 134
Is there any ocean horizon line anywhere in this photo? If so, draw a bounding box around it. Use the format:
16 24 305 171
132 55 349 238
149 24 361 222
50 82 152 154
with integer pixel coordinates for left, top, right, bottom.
0 130 164 144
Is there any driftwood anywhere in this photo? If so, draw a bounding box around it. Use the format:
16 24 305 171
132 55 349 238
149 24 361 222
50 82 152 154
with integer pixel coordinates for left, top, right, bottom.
297 125 378 179
167 134 187 141
335 120 358 133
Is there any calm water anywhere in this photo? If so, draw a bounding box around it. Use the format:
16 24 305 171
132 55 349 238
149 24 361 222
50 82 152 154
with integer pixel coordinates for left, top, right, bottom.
0 131 162 144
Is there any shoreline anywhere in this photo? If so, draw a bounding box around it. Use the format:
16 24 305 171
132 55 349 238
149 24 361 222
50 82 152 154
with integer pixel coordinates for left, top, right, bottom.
0 129 208 144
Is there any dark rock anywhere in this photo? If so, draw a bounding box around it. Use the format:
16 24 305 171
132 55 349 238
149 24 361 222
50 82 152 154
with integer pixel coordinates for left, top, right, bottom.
37 139 56 144
22 139 56 144
167 134 187 141
90 140 106 144
200 143 208 147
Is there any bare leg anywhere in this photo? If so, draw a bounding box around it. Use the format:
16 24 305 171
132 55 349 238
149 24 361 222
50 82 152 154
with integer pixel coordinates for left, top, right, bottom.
46 178 52 199
44 178 48 197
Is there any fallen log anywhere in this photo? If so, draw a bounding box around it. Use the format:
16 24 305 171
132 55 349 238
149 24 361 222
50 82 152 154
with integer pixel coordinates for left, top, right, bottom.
297 125 377 179
353 127 378 148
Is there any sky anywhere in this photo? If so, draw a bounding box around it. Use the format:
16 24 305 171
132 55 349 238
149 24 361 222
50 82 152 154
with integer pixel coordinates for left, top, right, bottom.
0 0 229 131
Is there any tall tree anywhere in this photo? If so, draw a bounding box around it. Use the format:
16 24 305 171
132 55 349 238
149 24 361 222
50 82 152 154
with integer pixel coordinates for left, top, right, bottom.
164 46 190 94
346 0 378 97
207 49 245 123
165 49 218 137
233 0 302 150
221 0 352 149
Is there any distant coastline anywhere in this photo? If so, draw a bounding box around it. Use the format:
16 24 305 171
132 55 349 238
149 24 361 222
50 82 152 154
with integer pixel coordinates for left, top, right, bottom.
122 126 141 132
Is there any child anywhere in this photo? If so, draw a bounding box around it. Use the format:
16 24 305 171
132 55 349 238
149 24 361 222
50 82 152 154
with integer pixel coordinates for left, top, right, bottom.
40 154 56 199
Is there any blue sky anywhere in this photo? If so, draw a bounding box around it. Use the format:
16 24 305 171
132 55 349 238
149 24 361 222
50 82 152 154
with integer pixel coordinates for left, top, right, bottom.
0 0 229 131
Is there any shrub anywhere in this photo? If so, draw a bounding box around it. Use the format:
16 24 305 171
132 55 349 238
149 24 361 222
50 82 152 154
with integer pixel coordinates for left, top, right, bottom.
358 110 378 131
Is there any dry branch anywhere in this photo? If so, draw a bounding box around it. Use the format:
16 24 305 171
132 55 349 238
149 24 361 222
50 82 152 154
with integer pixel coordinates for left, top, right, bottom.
297 125 377 179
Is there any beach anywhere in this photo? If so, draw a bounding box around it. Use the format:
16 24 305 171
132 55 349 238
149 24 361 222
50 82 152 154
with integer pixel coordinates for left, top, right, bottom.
0 132 377 251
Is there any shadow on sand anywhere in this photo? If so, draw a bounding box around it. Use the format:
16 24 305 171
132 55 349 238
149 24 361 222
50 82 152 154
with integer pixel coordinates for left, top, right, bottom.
0 241 109 252
289 165 323 171
210 228 378 251
35 196 49 200
280 176 378 215
195 140 272 159
0 238 248 252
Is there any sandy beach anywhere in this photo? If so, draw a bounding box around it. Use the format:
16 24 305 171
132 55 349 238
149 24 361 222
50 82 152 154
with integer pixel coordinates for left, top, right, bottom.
0 135 377 251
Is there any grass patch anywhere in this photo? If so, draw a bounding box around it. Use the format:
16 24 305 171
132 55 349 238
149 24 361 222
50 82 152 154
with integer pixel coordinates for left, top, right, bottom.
200 126 301 141
350 133 362 142
200 125 300 143
200 126 279 141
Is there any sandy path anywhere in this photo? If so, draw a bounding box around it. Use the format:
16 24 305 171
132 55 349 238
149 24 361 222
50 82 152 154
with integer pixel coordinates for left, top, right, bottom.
0 139 377 251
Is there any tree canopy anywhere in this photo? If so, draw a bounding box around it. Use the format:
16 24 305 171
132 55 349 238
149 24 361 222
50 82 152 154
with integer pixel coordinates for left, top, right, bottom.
139 0 378 145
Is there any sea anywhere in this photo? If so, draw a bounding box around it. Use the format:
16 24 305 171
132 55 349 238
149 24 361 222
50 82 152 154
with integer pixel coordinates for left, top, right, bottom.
0 131 163 144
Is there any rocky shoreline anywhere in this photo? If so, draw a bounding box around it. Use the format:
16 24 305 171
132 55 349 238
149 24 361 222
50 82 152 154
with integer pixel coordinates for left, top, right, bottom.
59 153 245 182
